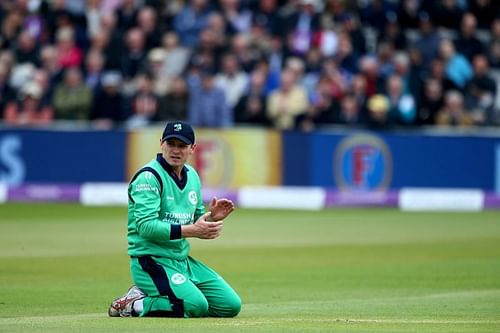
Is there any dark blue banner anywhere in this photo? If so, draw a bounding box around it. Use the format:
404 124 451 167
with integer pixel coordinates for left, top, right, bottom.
0 129 126 185
283 131 499 191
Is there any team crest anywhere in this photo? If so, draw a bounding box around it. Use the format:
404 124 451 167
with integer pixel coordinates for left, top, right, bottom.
171 273 186 285
188 191 198 205
174 123 182 131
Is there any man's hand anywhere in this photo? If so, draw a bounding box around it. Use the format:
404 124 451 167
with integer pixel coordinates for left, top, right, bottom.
208 197 235 222
181 212 223 239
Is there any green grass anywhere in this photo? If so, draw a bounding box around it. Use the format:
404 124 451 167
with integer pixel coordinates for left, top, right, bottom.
0 203 499 332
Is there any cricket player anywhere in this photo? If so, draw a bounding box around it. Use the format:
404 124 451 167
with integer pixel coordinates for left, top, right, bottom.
108 121 241 318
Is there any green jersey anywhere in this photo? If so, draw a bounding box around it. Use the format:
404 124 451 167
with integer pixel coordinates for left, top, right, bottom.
127 154 206 260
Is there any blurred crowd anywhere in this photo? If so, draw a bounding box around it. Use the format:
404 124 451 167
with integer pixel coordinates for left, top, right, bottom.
0 0 499 130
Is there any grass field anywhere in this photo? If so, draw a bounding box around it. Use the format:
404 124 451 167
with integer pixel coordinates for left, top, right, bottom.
0 203 499 333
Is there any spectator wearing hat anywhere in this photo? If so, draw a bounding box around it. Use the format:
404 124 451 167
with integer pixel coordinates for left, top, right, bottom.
365 94 391 129
4 81 53 125
53 67 93 121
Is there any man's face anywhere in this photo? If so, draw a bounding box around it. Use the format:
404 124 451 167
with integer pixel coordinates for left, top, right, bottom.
161 138 194 167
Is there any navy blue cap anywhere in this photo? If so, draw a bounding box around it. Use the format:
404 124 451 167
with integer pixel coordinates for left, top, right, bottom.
162 121 195 145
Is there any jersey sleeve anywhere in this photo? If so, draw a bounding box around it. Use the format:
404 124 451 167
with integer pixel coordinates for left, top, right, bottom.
129 171 181 241
191 167 206 222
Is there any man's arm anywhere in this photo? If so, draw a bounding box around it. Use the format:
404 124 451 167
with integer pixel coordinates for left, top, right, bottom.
131 172 181 241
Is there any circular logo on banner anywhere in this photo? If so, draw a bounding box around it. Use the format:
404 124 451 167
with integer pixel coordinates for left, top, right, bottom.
188 191 198 205
334 134 392 191
171 273 186 285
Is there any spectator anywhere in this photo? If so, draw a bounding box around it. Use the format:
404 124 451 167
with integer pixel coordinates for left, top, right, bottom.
267 68 308 130
359 55 384 97
91 71 125 128
251 0 281 35
0 62 15 118
427 57 459 93
295 74 338 131
365 93 391 129
173 0 212 47
439 38 473 89
413 11 441 71
55 26 83 70
454 13 485 62
396 0 421 30
4 81 53 125
469 0 499 30
53 67 92 120
14 30 39 66
126 73 159 127
39 45 63 87
116 0 138 32
161 32 191 80
384 74 417 125
435 90 473 126
219 0 252 34
283 0 321 56
488 19 500 69
156 76 189 122
464 54 497 125
380 12 407 51
215 53 249 111
188 68 232 127
84 51 105 93
335 93 364 125
137 6 162 49
417 78 444 125
234 68 270 126
121 28 147 80
433 0 464 31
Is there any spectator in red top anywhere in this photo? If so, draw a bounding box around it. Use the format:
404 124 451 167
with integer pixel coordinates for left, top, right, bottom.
55 27 83 69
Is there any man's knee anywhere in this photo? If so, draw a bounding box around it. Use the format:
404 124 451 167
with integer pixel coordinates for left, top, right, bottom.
224 294 241 317
183 295 209 318
211 293 242 317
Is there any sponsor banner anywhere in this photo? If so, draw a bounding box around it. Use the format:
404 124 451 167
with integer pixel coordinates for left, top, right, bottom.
399 188 484 211
496 145 500 194
239 186 325 210
325 190 399 207
80 183 128 206
7 184 80 202
283 131 498 191
0 183 7 203
128 127 282 188
0 129 127 185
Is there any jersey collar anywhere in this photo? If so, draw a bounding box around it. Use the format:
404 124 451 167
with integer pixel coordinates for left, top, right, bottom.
156 153 189 190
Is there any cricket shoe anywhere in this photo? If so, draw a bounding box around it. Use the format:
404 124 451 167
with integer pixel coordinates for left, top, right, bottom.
108 285 145 317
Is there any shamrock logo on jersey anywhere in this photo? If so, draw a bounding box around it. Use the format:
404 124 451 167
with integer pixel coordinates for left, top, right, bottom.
188 191 198 205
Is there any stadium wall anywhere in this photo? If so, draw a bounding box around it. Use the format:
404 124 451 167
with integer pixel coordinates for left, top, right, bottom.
1 127 500 210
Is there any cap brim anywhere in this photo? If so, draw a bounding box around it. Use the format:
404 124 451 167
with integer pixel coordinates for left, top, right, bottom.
163 134 193 145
